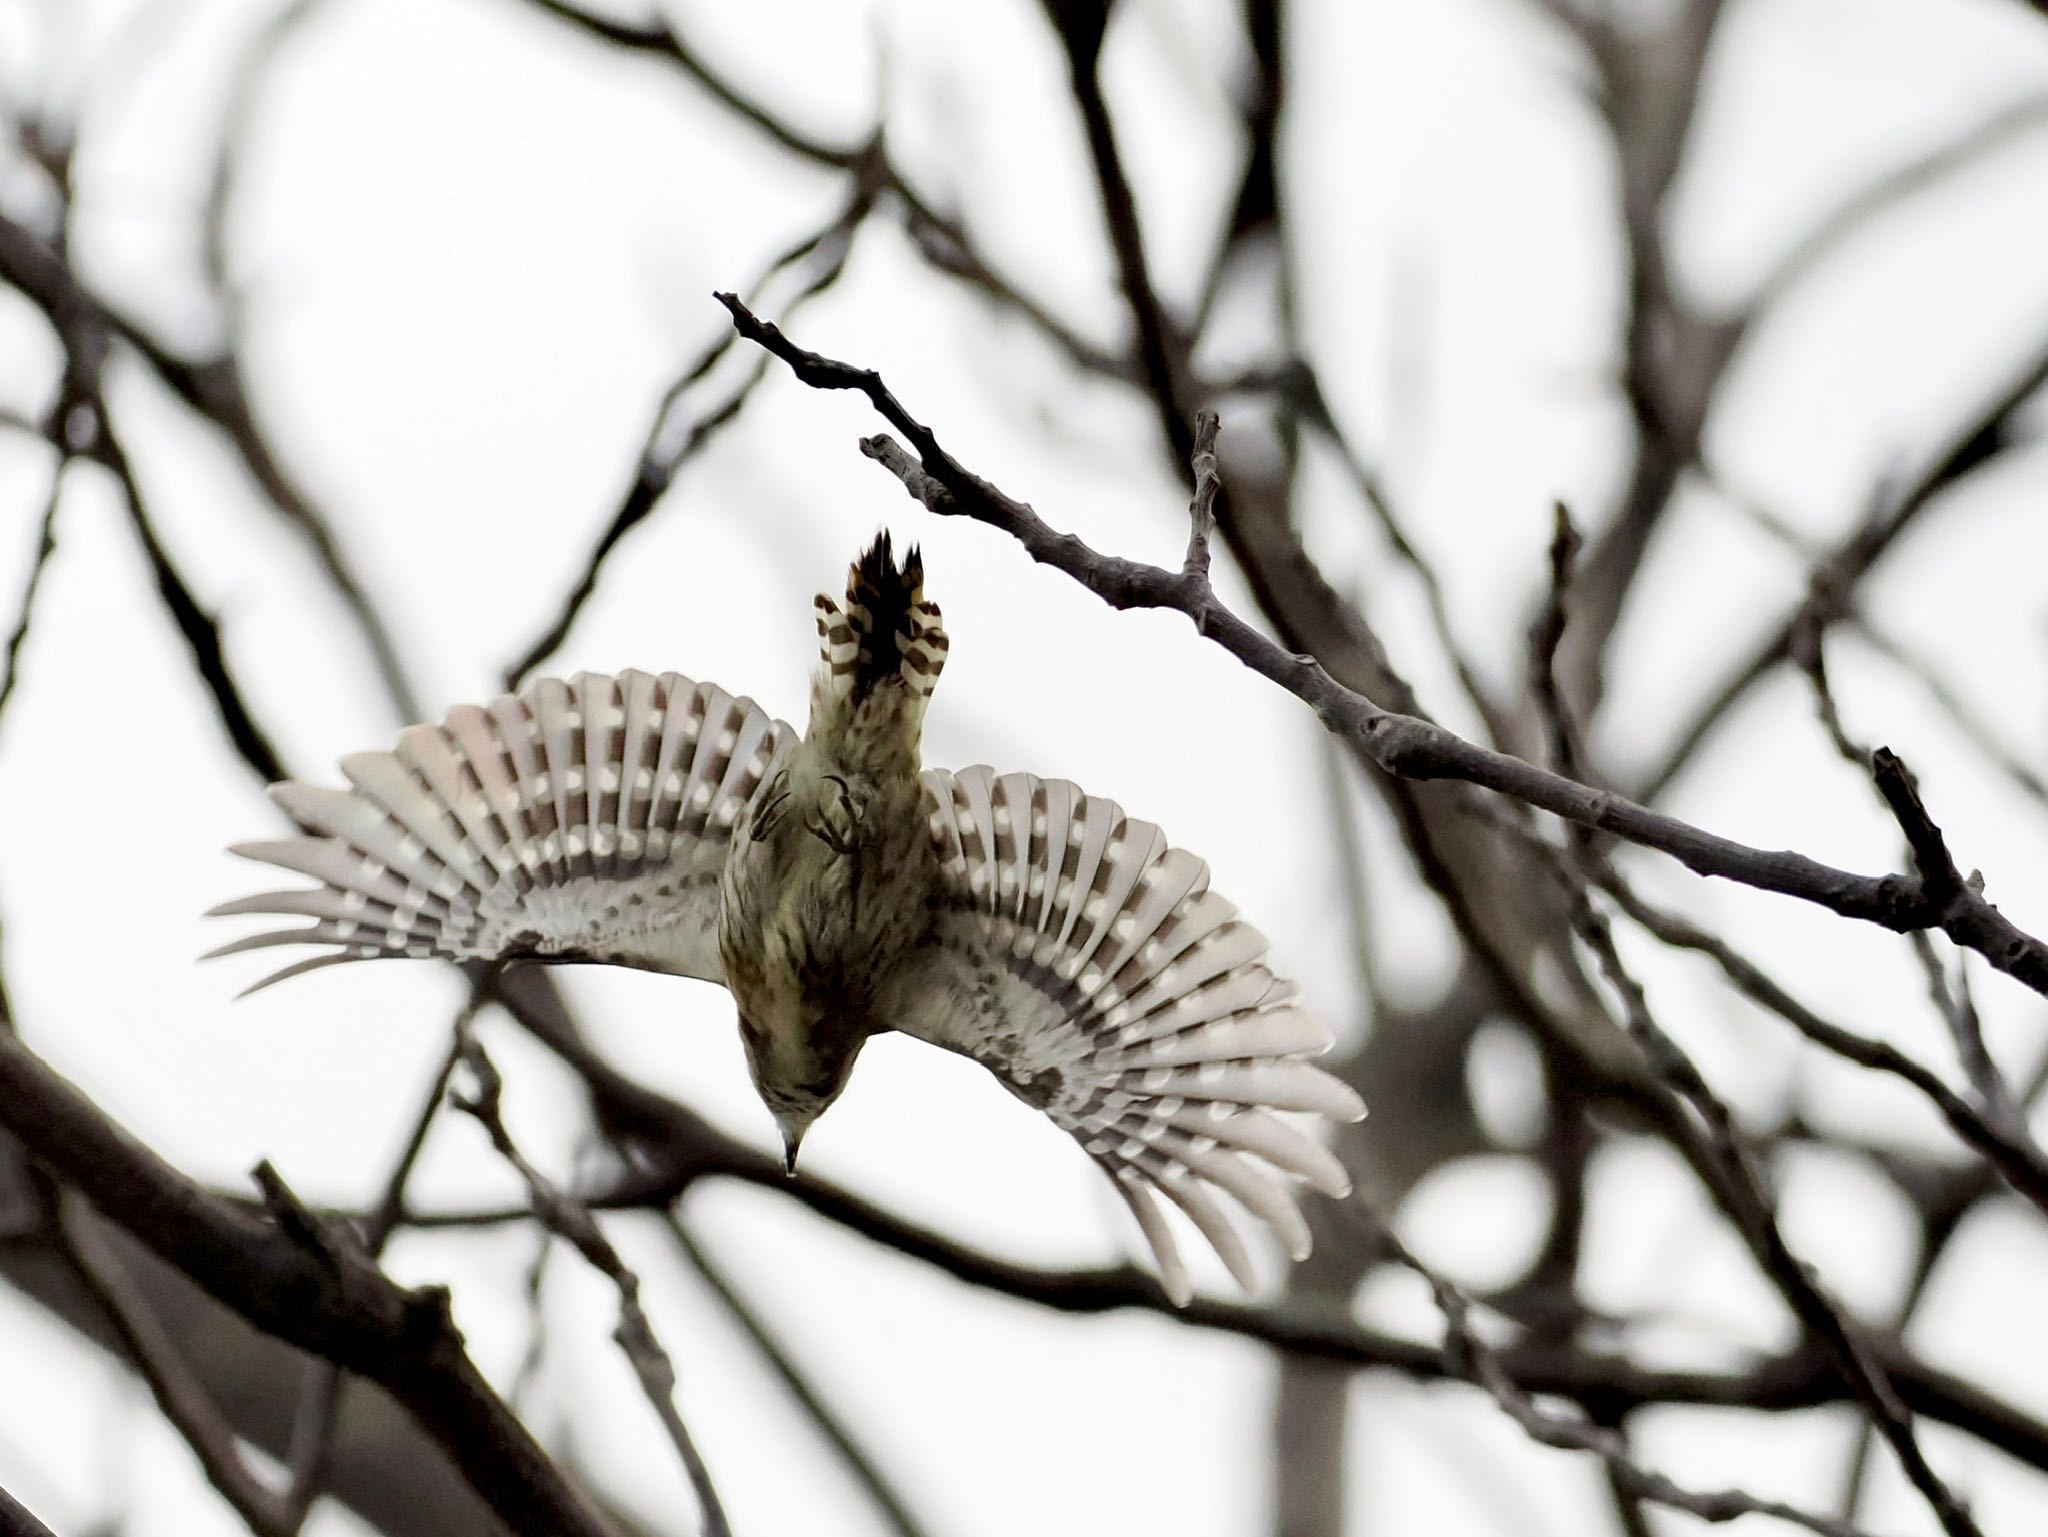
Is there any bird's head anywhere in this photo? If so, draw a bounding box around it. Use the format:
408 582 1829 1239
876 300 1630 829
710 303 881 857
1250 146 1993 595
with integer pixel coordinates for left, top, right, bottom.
737 1013 863 1174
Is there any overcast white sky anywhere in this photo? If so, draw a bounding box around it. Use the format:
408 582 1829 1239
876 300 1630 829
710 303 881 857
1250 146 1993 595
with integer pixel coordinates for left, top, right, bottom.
3 0 2048 1533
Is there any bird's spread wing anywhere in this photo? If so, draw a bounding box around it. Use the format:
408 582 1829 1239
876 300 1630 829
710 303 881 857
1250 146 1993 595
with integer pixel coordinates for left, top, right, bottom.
208 670 796 992
886 765 1365 1303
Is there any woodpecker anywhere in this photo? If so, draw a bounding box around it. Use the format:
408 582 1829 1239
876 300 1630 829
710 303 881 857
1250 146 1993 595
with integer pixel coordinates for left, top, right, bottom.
210 534 1364 1302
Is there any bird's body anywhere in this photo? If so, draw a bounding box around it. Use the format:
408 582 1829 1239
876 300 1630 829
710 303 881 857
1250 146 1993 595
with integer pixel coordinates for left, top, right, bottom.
211 534 1363 1302
716 538 949 1159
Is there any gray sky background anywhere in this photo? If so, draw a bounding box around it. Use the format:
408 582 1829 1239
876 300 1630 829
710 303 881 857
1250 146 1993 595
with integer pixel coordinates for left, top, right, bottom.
3 0 2048 1532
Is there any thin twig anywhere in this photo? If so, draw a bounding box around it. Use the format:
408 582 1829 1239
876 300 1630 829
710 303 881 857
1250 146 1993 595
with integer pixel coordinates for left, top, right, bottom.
450 1018 731 1537
0 451 67 735
0 205 425 728
1851 615 2048 814
1553 878 1982 1537
1841 1035 2048 1520
0 1024 618 1537
513 0 1123 382
1280 368 1512 746
510 1223 556 1413
719 295 2048 1004
1639 331 2048 801
1182 408 1221 585
1718 471 2048 815
1180 408 1221 632
1906 933 2019 1129
1529 500 1587 781
504 179 875 686
516 0 860 167
8 254 291 784
1795 632 2028 1130
1594 863 2048 1214
90 404 287 783
669 1216 936 1537
50 1186 300 1537
1375 1223 1887 1537
277 1027 466 1528
359 1047 2048 1484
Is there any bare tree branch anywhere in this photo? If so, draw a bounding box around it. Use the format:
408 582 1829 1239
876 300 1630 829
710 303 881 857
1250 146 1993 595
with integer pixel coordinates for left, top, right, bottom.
450 1017 729 1537
1596 864 2048 1213
505 172 876 686
361 1036 2048 1479
1379 1223 1887 1537
0 1483 59 1537
277 1031 465 1531
668 1217 935 1537
1639 333 2048 800
0 449 67 736
47 1185 302 1537
719 294 2048 1005
1553 869 1981 1537
0 1028 619 1537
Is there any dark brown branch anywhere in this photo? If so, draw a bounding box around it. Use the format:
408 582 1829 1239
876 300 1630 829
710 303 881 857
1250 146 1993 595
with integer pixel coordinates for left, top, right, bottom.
1871 748 1963 909
90 406 287 783
279 1030 465 1529
0 1029 618 1537
1046 1 1196 468
1547 0 1732 719
1799 633 2029 1132
375 1115 2048 1477
719 296 2048 1005
0 1484 58 1537
48 1186 300 1537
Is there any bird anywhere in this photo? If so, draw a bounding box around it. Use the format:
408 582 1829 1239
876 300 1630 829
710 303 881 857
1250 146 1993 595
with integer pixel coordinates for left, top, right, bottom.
208 533 1364 1303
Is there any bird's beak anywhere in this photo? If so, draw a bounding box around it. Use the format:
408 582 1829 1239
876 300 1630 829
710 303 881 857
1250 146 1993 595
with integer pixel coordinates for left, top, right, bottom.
776 1116 807 1177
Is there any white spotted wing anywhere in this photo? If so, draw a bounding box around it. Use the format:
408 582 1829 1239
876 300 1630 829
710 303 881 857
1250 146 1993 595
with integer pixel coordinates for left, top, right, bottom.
207 670 796 991
886 765 1365 1303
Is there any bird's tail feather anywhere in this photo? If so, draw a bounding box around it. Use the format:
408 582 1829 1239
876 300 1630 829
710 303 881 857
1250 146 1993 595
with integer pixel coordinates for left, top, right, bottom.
813 531 947 714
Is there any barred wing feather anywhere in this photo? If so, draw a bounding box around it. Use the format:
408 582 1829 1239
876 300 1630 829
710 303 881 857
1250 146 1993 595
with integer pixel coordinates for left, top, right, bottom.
889 765 1364 1303
207 670 795 991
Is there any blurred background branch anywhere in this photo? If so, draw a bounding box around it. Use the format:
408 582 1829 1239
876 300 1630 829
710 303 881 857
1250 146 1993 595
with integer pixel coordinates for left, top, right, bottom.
1 0 2045 1534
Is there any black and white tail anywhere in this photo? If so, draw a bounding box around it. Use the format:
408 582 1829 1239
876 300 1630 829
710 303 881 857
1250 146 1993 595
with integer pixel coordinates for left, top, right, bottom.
811 532 948 734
